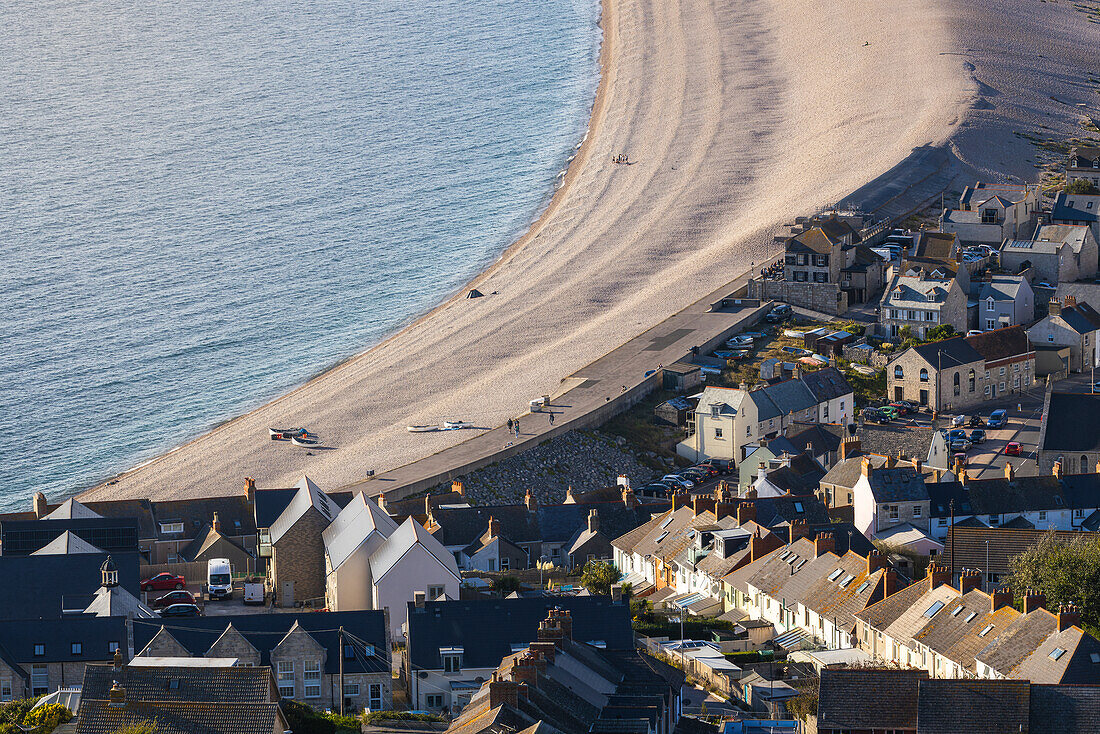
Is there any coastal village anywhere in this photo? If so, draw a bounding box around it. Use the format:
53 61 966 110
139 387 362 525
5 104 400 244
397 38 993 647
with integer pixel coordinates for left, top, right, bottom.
6 147 1100 734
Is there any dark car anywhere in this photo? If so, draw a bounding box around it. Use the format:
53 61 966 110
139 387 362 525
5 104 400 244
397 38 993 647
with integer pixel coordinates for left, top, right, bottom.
948 428 968 441
862 408 880 420
969 429 986 444
969 415 985 427
152 590 196 609
142 573 186 592
691 465 718 478
158 603 201 618
697 459 730 473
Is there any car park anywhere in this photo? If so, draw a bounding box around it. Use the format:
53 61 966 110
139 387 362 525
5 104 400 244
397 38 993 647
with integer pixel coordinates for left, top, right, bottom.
879 406 900 420
691 464 719 477
152 590 196 609
889 402 911 415
861 408 880 419
158 603 201 618
988 409 1007 428
1005 442 1022 456
141 573 186 592
662 475 694 489
969 429 986 444
948 429 967 441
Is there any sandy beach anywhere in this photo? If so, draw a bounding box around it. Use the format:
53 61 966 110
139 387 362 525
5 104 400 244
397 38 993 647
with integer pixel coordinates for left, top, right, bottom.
80 0 978 502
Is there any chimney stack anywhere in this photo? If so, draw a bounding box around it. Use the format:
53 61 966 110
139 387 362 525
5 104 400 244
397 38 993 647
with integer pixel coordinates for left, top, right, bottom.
883 567 900 598
1057 603 1081 631
1049 298 1062 317
488 672 519 709
913 458 923 476
885 454 897 469
867 549 888 575
959 568 982 595
525 489 538 512
672 493 692 511
212 512 222 533
1095 459 1100 475
959 468 969 486
1065 295 1077 309
790 519 810 544
1023 588 1047 614
928 563 952 590
623 487 639 510
992 586 1014 612
611 583 622 602
715 502 737 521
840 437 862 461
814 532 835 557
244 477 256 505
749 530 782 562
564 486 576 503
932 468 943 483
1053 461 1063 479
693 496 715 517
452 480 465 497
537 619 564 648
1005 462 1015 480
587 509 599 534
32 492 47 519
861 457 873 479
487 516 500 538
528 641 557 663
414 591 426 608
737 502 757 526
511 657 538 689
108 681 127 709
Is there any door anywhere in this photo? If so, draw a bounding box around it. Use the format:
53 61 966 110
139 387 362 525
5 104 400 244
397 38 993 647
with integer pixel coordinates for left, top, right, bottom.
991 384 997 398
919 390 928 406
894 387 903 400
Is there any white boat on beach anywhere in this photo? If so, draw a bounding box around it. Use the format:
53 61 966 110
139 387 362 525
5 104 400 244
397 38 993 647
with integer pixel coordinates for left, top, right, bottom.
291 435 321 447
443 420 472 430
407 425 440 433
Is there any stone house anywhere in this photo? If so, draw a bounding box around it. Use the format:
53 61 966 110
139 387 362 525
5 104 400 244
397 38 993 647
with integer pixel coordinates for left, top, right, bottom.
965 325 1036 398
1038 391 1100 475
939 182 1041 245
879 272 967 340
1026 296 1100 373
1051 191 1100 258
254 480 353 571
134 610 392 714
0 616 126 700
268 476 341 605
1066 145 1100 189
901 231 971 290
1001 224 1098 284
851 457 931 537
886 337 987 411
976 275 1034 331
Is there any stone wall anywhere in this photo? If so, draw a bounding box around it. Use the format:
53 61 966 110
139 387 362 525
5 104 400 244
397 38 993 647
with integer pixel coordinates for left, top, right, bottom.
749 278 849 315
272 510 330 604
842 338 890 368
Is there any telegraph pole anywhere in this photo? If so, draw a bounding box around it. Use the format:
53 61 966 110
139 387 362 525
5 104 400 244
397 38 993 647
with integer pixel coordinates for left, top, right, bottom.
339 626 345 716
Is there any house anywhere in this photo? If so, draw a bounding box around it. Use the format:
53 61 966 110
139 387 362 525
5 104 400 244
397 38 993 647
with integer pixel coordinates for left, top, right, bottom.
964 325 1037 398
812 668 927 734
323 493 400 613
133 610 391 713
371 518 461 636
1038 391 1100 475
75 656 288 734
0 616 127 699
1026 297 1100 373
1001 224 1098 284
1051 191 1100 250
851 457 938 550
442 608 683 734
886 337 986 410
975 276 1034 331
404 597 633 712
879 272 967 340
1066 145 1100 189
747 452 827 499
939 182 1041 245
661 362 702 392
723 537 902 650
942 526 1100 589
854 566 1100 683
0 515 141 557
0 552 142 620
678 370 853 464
267 476 341 605
902 231 971 292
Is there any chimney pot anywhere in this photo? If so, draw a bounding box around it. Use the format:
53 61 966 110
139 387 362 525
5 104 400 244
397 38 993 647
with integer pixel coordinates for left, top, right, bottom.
814 532 835 557
452 480 465 496
32 492 47 519
840 437 862 461
1065 295 1077 309
588 509 600 534
1023 589 1047 614
928 563 951 590
959 569 982 595
1057 603 1081 631
736 502 757 526
692 496 715 517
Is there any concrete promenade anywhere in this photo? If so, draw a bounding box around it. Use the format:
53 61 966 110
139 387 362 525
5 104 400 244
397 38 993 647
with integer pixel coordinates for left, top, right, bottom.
343 270 770 501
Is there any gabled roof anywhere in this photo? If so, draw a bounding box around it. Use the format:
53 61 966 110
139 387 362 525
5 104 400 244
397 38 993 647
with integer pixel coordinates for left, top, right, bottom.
800 367 854 403
268 476 339 544
1034 223 1092 253
151 495 258 539
884 274 958 308
960 182 1033 208
913 231 957 259
1013 624 1100 684
323 493 399 571
1051 192 1100 225
31 530 104 555
785 227 836 255
44 498 102 520
1055 301 1100 335
915 679 1030 734
0 616 127 664
786 423 845 457
864 464 928 503
978 275 1028 302
1043 393 1100 452
817 668 927 729
0 552 141 618
133 611 389 675
965 325 1032 362
83 585 158 620
820 454 888 490
910 337 984 370
370 517 459 583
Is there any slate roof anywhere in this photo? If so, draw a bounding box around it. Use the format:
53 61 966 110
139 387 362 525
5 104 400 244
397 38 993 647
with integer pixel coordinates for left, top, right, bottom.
865 464 928 503
915 678 1030 734
820 454 887 490
816 668 927 729
800 367 854 403
1056 302 1100 335
0 516 141 556
31 530 104 555
910 337 984 370
1051 192 1100 225
82 660 275 703
0 616 127 665
1035 224 1092 254
960 183 1032 208
1028 683 1100 733
786 423 845 458
978 275 1027 303
76 700 282 734
254 485 352 531
133 611 389 675
747 380 818 422
0 552 141 618
370 517 459 582
1013 624 1100 684
44 498 102 520
944 526 1093 580
150 495 258 540
913 231 957 260
884 275 956 309
406 597 633 669
83 585 158 620
785 227 836 255
1068 145 1100 162
855 575 938 632
758 454 826 495
268 476 339 544
965 325 1032 363
1043 393 1100 454
322 493 399 571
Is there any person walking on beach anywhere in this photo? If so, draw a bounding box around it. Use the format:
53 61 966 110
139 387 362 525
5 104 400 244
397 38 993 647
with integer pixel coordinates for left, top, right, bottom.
507 418 514 434
514 420 520 438
548 412 555 426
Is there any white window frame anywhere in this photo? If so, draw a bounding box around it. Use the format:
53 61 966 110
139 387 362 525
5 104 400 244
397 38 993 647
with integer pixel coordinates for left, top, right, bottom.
0 678 10 701
304 660 321 698
369 683 383 711
343 683 360 696
277 661 295 698
31 664 48 696
159 522 184 534
443 653 461 674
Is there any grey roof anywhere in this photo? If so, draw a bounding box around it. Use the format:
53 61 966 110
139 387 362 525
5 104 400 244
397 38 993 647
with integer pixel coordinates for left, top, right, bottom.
820 454 888 490
1029 683 1100 733
866 465 928 503
0 552 141 618
817 669 926 729
885 274 956 308
1034 223 1092 253
1042 392 1100 452
1056 302 1100 335
369 517 460 583
322 493 399 571
44 498 103 520
960 183 1032 208
978 275 1027 302
749 379 818 421
0 616 127 665
915 679 1030 734
801 367 854 403
1051 192 1100 225
31 530 104 555
267 476 339 544
910 337 984 370
83 585 157 619
1002 237 1064 255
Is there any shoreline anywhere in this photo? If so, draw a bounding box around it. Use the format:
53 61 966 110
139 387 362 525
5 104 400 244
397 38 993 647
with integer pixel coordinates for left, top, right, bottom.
79 0 982 504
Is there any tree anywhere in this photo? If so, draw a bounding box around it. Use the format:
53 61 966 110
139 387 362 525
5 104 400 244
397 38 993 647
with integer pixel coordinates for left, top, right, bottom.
21 704 72 733
492 575 521 594
580 560 620 596
1065 179 1100 195
926 324 958 342
1005 529 1100 628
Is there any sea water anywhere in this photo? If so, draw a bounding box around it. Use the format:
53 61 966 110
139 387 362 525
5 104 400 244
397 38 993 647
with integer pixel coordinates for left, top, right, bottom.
0 0 601 511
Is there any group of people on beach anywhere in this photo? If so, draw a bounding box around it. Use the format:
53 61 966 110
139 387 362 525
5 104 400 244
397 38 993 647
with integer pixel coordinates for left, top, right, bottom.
612 153 630 164
506 410 554 440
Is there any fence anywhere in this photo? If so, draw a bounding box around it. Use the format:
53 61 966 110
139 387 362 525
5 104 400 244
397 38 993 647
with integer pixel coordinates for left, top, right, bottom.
140 559 258 584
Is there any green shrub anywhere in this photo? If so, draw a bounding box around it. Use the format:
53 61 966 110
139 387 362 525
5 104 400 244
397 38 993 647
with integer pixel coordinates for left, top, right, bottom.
0 698 40 727
361 711 446 724
109 721 161 734
22 703 72 732
1065 179 1100 195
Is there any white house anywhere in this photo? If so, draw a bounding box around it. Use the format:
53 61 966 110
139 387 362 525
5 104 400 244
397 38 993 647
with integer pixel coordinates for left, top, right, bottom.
371 518 461 638
323 493 400 613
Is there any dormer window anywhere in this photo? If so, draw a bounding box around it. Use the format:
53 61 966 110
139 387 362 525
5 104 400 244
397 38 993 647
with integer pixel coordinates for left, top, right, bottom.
926 291 936 302
987 297 995 311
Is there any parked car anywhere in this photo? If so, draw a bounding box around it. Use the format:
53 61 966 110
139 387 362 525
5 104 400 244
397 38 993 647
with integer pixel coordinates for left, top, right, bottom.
950 438 972 452
151 590 196 609
142 573 186 592
662 475 694 489
207 558 233 601
639 483 672 496
862 408 880 420
889 402 911 416
952 414 966 427
966 330 983 337
158 603 201 618
1005 441 1022 457
765 304 792 323
988 409 1008 428
879 406 900 420
896 400 919 412
970 429 986 444
948 429 968 441
697 459 731 473
691 464 719 477
969 415 985 427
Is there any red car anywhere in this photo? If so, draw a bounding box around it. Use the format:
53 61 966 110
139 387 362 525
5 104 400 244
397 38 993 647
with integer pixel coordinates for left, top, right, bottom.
142 572 186 592
1005 442 1022 457
889 402 911 416
152 590 196 609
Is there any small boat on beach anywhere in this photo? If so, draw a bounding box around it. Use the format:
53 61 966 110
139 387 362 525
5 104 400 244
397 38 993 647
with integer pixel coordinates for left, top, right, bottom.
269 427 308 440
291 435 321 447
442 420 472 430
407 425 440 433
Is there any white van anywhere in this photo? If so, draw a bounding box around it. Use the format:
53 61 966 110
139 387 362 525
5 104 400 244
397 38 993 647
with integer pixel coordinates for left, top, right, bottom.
207 558 232 600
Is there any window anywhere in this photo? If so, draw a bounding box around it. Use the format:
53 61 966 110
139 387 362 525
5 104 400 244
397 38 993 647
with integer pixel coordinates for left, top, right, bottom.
953 372 961 397
443 653 462 674
982 208 998 224
952 605 965 617
343 683 360 696
840 400 845 412
304 661 321 698
986 319 996 330
1000 366 1006 376
715 427 723 439
891 309 899 319
427 583 444 600
31 664 47 696
1075 509 1084 518
426 694 443 708
71 643 82 656
856 581 871 594
840 574 855 588
888 505 899 520
894 366 904 379
979 624 994 637
487 559 496 571
913 505 922 518
1049 333 1055 342
814 272 827 283
926 310 935 320
109 641 120 654
924 601 945 618
33 645 44 657
277 661 294 698
1038 511 1047 521
989 514 999 526
500 557 510 570
1050 648 1067 661
793 501 804 513
369 683 383 711
0 679 10 702
987 298 995 311
938 518 947 526
920 368 929 382
908 310 916 321
159 522 184 534
829 569 844 581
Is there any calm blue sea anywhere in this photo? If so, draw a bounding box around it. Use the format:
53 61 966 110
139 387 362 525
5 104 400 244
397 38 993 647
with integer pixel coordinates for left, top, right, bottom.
0 0 601 511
